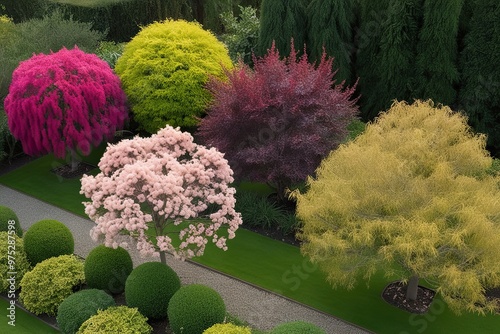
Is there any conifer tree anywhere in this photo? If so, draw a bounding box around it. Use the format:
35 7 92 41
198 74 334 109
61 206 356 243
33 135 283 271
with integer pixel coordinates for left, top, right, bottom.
306 0 355 85
458 0 500 156
257 0 307 57
414 0 464 106
295 100 500 315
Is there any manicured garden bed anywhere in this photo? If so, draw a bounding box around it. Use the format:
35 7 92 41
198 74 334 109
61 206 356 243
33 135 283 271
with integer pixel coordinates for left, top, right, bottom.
1 155 500 333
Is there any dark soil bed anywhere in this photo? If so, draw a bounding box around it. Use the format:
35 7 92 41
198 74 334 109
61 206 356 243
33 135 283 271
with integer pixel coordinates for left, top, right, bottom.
382 281 436 314
50 162 96 179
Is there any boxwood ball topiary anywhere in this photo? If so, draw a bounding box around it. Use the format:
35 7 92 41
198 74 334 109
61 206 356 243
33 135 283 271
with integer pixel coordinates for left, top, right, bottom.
77 306 152 334
0 205 22 236
168 284 226 334
203 323 252 334
270 320 326 334
125 261 180 319
0 232 31 293
84 245 133 294
57 289 116 334
23 219 74 265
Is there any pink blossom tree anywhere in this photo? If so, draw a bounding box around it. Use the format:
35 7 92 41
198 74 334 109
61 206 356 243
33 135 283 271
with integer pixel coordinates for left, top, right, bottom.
3 47 128 170
80 126 242 264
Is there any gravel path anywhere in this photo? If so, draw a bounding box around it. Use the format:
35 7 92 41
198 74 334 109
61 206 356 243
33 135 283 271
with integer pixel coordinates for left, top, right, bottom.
0 184 371 334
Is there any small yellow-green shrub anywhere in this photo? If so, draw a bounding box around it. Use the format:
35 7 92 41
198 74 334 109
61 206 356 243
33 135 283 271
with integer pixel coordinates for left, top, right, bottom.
19 254 85 315
77 306 152 334
0 232 31 293
203 323 252 334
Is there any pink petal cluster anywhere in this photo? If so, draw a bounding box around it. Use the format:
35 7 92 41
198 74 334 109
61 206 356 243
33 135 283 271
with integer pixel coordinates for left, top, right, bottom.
80 125 242 260
4 47 128 158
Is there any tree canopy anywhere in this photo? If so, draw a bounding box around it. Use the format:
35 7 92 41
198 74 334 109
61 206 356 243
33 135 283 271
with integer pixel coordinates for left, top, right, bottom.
295 100 500 314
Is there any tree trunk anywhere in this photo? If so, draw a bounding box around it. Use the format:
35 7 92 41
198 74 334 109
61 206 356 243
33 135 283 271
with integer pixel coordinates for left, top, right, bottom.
406 275 419 301
70 149 80 172
159 250 167 265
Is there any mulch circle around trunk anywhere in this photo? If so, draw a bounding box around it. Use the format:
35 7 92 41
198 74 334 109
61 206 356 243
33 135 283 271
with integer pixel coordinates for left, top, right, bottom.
50 162 96 179
382 281 436 314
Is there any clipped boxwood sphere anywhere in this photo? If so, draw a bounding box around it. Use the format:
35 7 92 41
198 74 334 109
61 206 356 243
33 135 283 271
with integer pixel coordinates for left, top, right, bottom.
115 19 233 133
57 289 116 334
168 284 226 334
24 219 74 265
271 321 326 334
203 323 251 334
125 261 180 319
0 205 22 236
78 306 152 334
84 245 133 294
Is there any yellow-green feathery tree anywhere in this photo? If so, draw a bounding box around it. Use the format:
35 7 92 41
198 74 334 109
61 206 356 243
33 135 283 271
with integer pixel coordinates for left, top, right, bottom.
295 100 500 315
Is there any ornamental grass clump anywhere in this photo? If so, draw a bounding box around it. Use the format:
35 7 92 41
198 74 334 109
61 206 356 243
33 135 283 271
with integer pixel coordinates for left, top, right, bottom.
84 244 133 294
125 261 180 319
168 284 226 334
19 254 85 316
23 219 74 266
114 19 233 133
57 289 116 334
80 125 242 264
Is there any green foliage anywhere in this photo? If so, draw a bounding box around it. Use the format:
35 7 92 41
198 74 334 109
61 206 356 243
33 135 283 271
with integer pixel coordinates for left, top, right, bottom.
95 41 124 69
0 0 47 22
56 289 116 334
414 0 464 106
125 261 181 319
23 219 74 266
0 205 22 236
77 305 152 334
114 19 233 133
19 254 85 316
0 109 18 163
345 119 366 142
84 245 133 294
458 0 500 156
257 0 307 57
220 5 260 65
270 321 326 334
203 323 252 334
0 232 31 293
306 0 356 84
168 284 226 334
0 10 105 101
296 100 500 315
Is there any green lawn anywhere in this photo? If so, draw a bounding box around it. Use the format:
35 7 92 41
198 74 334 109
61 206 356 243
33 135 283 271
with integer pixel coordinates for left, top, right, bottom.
0 298 60 334
1 155 499 333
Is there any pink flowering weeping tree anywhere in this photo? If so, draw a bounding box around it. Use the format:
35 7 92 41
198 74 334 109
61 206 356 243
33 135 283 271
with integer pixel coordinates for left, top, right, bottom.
3 47 128 171
80 125 243 264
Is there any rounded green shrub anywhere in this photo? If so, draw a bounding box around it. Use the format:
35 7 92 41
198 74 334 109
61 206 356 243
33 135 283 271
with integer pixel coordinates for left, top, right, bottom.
0 205 22 236
57 289 116 334
125 261 180 319
77 306 152 334
168 284 226 334
0 232 31 293
19 254 85 316
23 219 74 265
115 19 233 133
270 321 326 334
203 323 251 334
84 245 133 294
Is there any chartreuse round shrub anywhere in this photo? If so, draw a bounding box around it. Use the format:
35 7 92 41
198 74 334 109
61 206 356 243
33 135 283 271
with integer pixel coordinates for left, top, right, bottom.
203 323 251 334
0 205 22 236
77 306 152 334
23 219 74 265
0 232 31 293
19 254 85 316
270 321 326 334
125 261 180 319
84 245 133 294
57 289 116 334
168 284 226 334
115 19 233 133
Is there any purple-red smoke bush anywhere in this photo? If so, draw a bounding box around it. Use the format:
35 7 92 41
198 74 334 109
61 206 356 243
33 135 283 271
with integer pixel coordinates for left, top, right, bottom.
198 44 359 197
80 126 242 262
4 47 128 159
